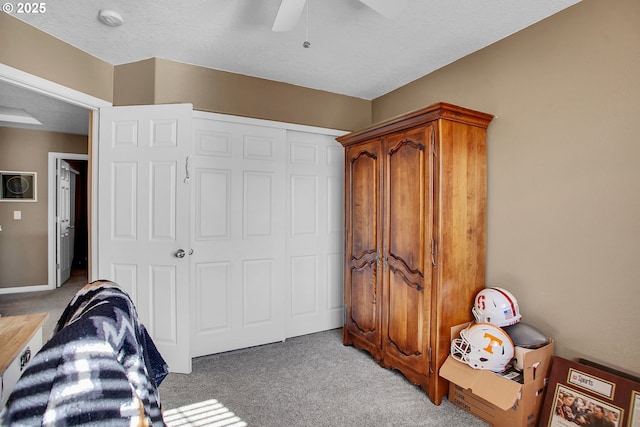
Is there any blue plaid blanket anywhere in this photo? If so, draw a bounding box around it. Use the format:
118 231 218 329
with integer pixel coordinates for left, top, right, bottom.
1 280 169 426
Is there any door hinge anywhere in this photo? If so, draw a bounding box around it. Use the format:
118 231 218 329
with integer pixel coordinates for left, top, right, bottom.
56 263 60 270
428 347 433 373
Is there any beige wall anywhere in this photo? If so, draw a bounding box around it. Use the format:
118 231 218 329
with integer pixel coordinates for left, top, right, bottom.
113 58 157 106
0 13 113 102
374 0 640 376
114 58 371 131
0 128 87 287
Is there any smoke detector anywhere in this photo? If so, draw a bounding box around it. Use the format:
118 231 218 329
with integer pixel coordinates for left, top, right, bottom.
98 9 124 27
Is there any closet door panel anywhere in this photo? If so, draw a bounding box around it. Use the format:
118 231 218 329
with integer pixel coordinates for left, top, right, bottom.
286 130 344 338
191 118 286 357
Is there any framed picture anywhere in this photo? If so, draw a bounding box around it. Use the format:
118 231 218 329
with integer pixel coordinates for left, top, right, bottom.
540 357 640 427
0 171 37 201
548 383 622 426
631 391 640 427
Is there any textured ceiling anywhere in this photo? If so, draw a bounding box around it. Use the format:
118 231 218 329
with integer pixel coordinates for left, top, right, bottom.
1 0 582 134
0 81 90 135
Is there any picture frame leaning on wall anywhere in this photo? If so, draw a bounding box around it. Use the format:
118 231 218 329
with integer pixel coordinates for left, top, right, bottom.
540 356 640 427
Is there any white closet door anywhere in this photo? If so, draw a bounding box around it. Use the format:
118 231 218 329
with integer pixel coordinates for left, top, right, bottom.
98 103 192 374
191 117 286 357
286 131 345 337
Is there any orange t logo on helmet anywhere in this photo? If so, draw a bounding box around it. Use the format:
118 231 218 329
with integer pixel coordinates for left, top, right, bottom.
482 332 504 354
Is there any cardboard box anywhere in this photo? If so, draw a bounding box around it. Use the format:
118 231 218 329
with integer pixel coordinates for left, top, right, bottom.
439 323 554 427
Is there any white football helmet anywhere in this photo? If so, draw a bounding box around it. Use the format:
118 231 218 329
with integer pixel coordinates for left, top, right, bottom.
451 322 515 372
472 287 522 327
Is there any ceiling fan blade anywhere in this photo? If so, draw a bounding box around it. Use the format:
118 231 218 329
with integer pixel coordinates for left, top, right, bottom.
272 0 307 32
359 0 407 19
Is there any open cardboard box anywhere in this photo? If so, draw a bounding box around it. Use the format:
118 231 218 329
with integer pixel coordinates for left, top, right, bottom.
439 322 554 427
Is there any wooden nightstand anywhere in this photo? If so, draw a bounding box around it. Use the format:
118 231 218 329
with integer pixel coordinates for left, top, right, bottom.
0 313 48 405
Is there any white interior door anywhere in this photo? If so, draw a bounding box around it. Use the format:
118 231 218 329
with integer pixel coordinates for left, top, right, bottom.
69 168 77 269
190 117 286 357
286 130 345 337
98 103 192 374
56 159 72 286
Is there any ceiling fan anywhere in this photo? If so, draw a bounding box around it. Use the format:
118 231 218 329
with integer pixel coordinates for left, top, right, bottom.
272 0 407 32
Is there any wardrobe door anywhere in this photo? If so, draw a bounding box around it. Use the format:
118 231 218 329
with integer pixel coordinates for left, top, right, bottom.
343 140 383 355
382 126 433 376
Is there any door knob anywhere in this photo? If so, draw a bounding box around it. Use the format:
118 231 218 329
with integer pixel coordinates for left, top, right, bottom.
175 249 186 258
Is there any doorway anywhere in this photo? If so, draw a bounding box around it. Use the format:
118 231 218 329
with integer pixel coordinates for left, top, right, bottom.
48 152 89 288
0 63 110 294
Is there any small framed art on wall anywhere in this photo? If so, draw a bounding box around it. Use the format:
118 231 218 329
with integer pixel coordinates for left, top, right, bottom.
0 171 37 201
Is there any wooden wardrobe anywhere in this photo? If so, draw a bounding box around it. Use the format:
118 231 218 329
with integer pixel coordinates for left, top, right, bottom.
337 102 493 405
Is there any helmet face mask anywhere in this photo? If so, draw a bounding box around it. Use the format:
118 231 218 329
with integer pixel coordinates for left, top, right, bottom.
450 322 515 372
472 287 522 327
